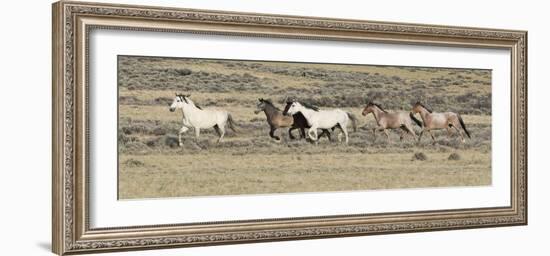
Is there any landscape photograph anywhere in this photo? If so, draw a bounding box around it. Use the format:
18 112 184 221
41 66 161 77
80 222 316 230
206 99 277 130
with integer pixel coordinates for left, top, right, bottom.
117 55 492 199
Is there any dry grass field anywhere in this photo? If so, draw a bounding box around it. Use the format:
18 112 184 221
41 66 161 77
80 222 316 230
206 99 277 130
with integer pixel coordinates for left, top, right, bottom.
117 56 492 199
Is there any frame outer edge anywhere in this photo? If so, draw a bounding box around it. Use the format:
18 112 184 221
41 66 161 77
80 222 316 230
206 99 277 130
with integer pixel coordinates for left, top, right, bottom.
522 31 528 225
54 1 528 254
52 1 65 255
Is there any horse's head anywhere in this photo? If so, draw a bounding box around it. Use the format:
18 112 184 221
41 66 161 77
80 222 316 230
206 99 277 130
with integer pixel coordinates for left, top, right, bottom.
282 100 293 115
169 93 190 112
363 102 386 116
362 102 375 116
283 101 302 115
411 102 421 114
254 98 266 114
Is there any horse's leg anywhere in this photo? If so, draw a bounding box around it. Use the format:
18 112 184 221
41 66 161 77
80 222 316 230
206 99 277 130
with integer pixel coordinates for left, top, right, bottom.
313 129 319 142
399 127 406 141
178 126 189 147
454 126 465 142
428 130 436 145
446 126 453 139
272 127 280 141
318 129 325 140
341 125 349 144
288 127 296 140
213 125 221 137
405 124 417 141
320 129 331 141
332 124 341 143
194 127 201 142
217 126 226 143
300 128 306 139
418 129 425 142
307 127 318 143
372 128 377 142
269 126 280 141
383 129 390 143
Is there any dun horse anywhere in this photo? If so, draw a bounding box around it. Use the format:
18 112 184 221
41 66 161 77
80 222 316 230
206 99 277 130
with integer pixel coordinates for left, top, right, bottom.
284 100 357 144
411 102 471 144
169 94 237 146
362 102 421 142
254 98 330 141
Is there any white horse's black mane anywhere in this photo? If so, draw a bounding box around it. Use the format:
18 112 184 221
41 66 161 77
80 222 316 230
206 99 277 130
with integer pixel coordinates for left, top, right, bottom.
176 94 202 110
300 101 319 111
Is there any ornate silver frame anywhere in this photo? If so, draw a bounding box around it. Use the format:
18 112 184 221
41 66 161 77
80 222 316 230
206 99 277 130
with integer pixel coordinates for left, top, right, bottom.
52 1 527 255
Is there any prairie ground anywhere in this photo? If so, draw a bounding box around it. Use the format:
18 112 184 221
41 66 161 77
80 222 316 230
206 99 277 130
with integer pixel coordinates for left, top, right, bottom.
117 56 492 199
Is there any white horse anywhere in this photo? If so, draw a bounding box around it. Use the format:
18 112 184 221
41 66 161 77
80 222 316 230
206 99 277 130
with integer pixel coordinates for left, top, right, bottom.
283 101 357 144
169 94 237 146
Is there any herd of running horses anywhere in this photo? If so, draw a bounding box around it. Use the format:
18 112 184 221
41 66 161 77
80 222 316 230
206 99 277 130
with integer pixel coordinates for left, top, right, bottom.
169 93 471 147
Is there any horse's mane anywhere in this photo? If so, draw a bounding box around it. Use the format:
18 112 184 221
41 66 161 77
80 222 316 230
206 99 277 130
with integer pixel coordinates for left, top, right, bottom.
416 102 432 113
300 102 319 111
176 94 202 110
260 98 281 111
369 102 387 113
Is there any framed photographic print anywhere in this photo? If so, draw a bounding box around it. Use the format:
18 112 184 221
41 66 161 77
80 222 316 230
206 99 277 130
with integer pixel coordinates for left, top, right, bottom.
52 1 527 255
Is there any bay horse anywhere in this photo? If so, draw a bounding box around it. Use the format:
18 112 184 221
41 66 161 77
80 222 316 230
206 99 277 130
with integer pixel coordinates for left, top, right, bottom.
169 94 237 146
284 100 357 144
361 102 421 142
254 98 330 141
411 102 471 144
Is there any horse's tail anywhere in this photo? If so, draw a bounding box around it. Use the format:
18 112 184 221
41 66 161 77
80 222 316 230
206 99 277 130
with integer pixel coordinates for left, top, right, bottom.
347 112 358 132
227 113 238 133
458 114 471 139
409 112 423 127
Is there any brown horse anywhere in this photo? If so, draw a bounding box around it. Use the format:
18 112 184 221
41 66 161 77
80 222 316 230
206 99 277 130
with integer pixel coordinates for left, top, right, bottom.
411 102 471 144
362 102 421 142
254 98 330 141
